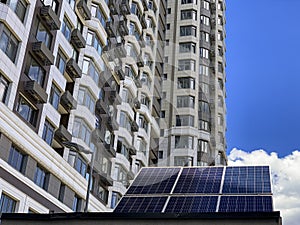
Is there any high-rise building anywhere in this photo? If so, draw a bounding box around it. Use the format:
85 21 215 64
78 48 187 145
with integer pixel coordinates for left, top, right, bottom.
158 0 227 167
0 0 162 213
0 0 226 214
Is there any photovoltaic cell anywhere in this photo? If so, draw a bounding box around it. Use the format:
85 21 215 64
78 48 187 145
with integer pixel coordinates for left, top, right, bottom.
126 167 181 194
173 167 224 194
218 196 273 212
164 196 218 213
222 166 271 194
114 196 168 213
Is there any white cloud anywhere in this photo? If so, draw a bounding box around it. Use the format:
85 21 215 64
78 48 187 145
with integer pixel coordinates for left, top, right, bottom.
228 148 300 225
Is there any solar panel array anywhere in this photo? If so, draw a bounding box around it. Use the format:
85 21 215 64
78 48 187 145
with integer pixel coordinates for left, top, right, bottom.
114 166 273 213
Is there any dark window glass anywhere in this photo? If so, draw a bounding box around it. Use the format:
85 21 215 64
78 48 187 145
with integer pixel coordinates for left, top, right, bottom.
16 96 38 126
25 55 45 86
0 25 19 62
75 156 87 177
56 50 67 74
0 73 10 103
72 195 82 211
49 84 60 110
61 17 72 41
8 146 25 172
42 120 55 145
36 20 52 48
0 193 17 213
34 165 48 189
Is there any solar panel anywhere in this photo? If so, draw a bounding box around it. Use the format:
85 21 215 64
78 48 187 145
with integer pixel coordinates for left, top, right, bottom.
218 196 273 212
114 196 168 213
173 167 223 194
126 167 181 194
222 166 271 194
164 196 218 213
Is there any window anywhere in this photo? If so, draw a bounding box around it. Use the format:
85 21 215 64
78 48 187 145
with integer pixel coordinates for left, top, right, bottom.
218 132 224 144
1 0 27 22
166 24 170 30
75 155 87 177
145 35 153 49
56 50 67 74
140 72 151 89
124 64 136 79
8 146 25 173
0 73 10 103
86 30 103 56
117 139 130 160
161 111 165 118
177 96 195 108
95 182 108 203
114 164 127 185
158 151 163 159
68 0 75 9
199 101 209 113
36 20 52 48
41 0 59 13
218 30 223 41
178 59 195 71
218 95 223 107
167 8 171 14
179 42 196 53
174 156 193 166
119 111 131 130
82 56 100 85
91 3 106 28
200 48 209 59
61 17 72 41
121 88 130 103
0 24 19 62
200 15 210 26
16 96 37 126
138 115 148 132
218 114 224 126
72 195 82 212
218 1 223 11
181 0 197 4
218 62 223 73
200 82 209 94
199 65 209 76
34 165 48 189
0 193 17 213
111 191 121 208
144 53 153 69
131 2 141 19
24 55 45 86
176 115 194 126
163 73 167 80
58 184 65 202
126 43 138 59
181 10 197 20
200 31 210 43
199 120 209 131
175 135 193 149
140 93 150 109
199 140 208 153
180 26 196 37
128 22 140 40
77 86 96 113
218 16 223 25
136 137 147 155
49 83 61 110
218 46 223 56
42 120 55 145
203 1 210 10
72 117 93 148
218 78 224 90
178 77 195 89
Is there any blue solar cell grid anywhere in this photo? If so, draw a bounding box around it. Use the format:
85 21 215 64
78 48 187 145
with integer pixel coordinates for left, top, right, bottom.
218 196 273 212
165 196 218 213
222 166 271 194
174 167 224 194
114 197 167 213
126 168 181 194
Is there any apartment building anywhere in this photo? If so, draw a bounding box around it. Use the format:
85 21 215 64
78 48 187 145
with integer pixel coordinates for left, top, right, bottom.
158 0 227 167
0 0 162 213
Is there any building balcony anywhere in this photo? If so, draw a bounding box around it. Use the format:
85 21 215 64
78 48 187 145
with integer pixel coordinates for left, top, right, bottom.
54 125 72 143
71 29 86 48
106 21 116 38
115 66 125 80
31 41 54 66
106 114 119 132
91 128 105 144
98 171 113 186
120 0 130 16
99 70 113 86
39 5 61 30
77 0 91 20
130 120 139 132
24 80 48 103
152 97 161 115
104 142 116 157
60 91 77 112
66 58 82 79
95 99 108 115
104 87 122 105
114 43 127 59
119 20 129 37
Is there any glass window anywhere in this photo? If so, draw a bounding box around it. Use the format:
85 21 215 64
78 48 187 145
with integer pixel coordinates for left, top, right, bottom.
181 10 197 20
72 195 82 212
41 0 59 13
181 0 197 4
0 25 19 62
203 1 210 10
200 15 210 26
8 145 25 173
111 191 121 208
200 48 209 59
86 30 103 56
176 115 194 126
124 64 136 78
140 72 151 89
175 136 193 149
72 117 93 148
180 26 196 37
49 83 61 110
174 156 193 166
61 17 72 41
199 101 210 113
218 114 224 126
179 42 196 53
218 95 223 107
178 59 195 71
16 96 37 126
91 3 106 28
138 115 148 132
130 2 141 19
25 55 45 86
0 193 17 213
36 20 52 48
199 140 208 152
82 57 100 85
178 77 195 89
42 120 55 145
199 65 209 76
200 31 210 43
77 86 96 113
199 120 210 131
140 93 150 108
34 165 48 189
218 62 223 73
0 73 10 104
56 50 67 74
119 111 131 131
1 0 27 22
177 96 195 108
75 155 87 177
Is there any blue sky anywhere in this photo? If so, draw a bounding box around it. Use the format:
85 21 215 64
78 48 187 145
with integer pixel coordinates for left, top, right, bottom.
225 0 300 157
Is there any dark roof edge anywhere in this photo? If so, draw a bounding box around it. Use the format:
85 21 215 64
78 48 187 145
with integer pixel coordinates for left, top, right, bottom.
1 212 281 221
